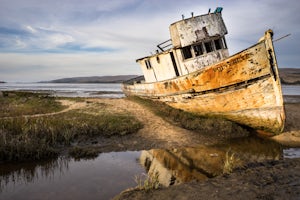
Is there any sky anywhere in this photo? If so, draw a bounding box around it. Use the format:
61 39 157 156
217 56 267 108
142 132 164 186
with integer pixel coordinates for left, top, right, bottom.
0 0 299 82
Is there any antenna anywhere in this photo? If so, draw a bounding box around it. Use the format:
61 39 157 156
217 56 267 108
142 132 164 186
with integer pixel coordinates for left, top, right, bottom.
273 33 291 42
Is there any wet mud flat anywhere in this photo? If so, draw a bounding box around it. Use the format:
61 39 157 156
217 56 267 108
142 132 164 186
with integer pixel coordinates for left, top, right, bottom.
115 158 300 200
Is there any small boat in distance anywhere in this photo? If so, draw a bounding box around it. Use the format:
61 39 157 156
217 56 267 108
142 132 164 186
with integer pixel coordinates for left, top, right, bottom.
122 7 285 135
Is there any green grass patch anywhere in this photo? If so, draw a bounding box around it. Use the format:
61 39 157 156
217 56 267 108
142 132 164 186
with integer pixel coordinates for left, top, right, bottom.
0 91 66 117
0 92 143 162
0 111 142 161
0 111 142 162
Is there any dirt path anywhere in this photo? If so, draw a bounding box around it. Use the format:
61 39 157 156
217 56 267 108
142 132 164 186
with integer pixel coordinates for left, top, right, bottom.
89 98 216 148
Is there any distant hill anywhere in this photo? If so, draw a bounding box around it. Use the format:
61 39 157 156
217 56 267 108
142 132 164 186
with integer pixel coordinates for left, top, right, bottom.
0 81 5 83
42 75 140 83
279 68 300 85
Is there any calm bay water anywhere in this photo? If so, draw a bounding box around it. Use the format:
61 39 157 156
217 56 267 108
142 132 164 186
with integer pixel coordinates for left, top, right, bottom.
281 85 300 96
0 83 299 98
0 83 124 98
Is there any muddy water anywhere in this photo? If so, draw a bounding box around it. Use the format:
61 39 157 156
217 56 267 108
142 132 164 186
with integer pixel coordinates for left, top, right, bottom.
0 137 299 200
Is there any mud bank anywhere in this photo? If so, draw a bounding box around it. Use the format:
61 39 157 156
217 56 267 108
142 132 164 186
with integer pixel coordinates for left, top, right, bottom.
114 158 300 200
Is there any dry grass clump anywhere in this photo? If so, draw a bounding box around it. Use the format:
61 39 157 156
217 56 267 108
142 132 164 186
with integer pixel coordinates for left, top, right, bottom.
134 172 160 191
223 149 237 174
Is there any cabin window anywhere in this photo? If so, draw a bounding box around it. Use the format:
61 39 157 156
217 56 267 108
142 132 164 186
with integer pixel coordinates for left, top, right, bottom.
182 46 193 59
204 41 213 53
193 43 204 56
214 38 223 50
145 59 152 69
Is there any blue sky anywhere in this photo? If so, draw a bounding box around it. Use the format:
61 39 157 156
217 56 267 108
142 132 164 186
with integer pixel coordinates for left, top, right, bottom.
0 0 299 82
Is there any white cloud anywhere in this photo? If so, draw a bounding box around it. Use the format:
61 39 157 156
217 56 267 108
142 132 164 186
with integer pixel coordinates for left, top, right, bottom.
48 34 75 46
25 25 37 34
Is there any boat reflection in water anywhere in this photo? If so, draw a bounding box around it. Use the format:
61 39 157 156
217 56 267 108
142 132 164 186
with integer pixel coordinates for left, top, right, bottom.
139 137 283 187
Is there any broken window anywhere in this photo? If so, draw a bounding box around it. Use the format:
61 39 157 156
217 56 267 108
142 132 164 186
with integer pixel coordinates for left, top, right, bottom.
204 41 213 53
193 43 204 56
145 59 152 69
214 38 223 50
182 46 193 59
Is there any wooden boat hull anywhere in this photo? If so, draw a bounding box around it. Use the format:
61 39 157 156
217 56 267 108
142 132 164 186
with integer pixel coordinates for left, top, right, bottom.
122 30 285 134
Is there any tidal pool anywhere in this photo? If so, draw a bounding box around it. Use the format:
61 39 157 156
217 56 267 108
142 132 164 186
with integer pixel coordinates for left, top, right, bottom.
1 137 299 200
0 151 144 200
283 148 300 158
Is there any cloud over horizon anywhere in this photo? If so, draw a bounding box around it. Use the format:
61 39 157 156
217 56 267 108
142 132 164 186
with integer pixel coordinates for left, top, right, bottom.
0 0 299 82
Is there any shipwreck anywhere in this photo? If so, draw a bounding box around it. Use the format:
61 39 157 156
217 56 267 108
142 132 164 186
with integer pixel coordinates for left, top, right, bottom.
122 7 285 135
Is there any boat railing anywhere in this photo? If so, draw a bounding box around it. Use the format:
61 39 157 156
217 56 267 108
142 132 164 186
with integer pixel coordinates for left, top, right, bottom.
157 39 173 52
123 75 145 85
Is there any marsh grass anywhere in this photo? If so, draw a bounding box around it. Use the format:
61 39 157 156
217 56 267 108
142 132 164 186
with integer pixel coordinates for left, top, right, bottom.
129 96 249 136
223 149 241 174
134 172 160 191
0 92 143 162
0 111 142 162
0 91 66 117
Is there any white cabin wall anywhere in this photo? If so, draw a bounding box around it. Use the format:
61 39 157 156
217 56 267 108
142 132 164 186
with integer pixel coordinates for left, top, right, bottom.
139 61 157 82
170 13 227 48
175 49 229 75
139 52 177 83
152 53 177 81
